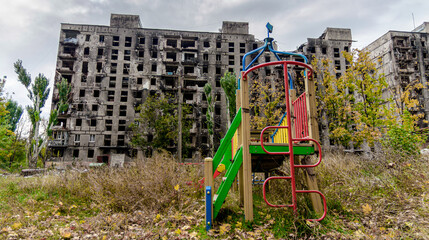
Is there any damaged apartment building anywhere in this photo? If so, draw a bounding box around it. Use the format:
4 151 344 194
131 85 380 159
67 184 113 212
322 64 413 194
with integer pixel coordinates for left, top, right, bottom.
49 14 260 163
365 22 429 127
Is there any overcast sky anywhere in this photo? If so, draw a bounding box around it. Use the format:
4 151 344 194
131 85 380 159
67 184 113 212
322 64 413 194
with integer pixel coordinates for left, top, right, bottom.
0 0 428 119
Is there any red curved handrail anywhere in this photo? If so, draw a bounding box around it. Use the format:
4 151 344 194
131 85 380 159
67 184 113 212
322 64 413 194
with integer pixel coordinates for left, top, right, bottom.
260 126 291 155
293 138 322 168
296 190 327 221
263 178 327 222
263 176 293 208
242 60 313 79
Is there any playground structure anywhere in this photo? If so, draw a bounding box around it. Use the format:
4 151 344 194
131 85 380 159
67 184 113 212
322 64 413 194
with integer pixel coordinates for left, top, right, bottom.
204 23 327 230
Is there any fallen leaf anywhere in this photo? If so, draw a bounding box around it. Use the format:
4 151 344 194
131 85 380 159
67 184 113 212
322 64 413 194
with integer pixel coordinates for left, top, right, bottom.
174 228 181 235
11 222 22 230
182 225 191 231
362 204 372 215
236 221 242 229
61 231 72 239
1 227 11 233
354 229 365 238
219 223 231 234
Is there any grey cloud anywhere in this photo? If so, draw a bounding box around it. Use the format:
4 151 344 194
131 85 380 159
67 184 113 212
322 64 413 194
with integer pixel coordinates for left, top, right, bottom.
0 0 428 119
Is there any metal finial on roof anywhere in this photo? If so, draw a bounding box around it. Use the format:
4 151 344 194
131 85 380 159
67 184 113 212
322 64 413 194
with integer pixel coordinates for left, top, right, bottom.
266 22 273 38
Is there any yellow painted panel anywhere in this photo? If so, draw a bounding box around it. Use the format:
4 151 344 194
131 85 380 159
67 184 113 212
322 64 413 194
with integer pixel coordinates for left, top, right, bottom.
273 116 288 144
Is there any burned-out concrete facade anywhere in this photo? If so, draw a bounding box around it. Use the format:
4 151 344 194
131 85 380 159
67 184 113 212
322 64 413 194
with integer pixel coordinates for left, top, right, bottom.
49 14 259 163
365 22 429 127
298 28 352 76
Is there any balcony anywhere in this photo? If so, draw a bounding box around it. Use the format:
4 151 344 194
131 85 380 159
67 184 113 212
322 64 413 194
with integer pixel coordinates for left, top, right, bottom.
48 139 68 147
62 38 78 45
182 58 198 65
59 53 77 59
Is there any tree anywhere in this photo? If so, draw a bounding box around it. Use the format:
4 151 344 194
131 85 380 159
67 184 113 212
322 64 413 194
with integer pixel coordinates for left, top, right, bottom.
0 77 15 168
14 60 71 168
249 72 285 130
312 57 354 147
313 50 395 148
0 76 26 171
204 83 215 156
220 72 237 126
5 100 23 132
131 94 192 157
14 60 50 168
343 49 393 146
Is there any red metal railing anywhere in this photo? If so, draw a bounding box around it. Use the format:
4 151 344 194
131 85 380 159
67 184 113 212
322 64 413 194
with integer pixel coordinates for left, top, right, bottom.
292 92 309 139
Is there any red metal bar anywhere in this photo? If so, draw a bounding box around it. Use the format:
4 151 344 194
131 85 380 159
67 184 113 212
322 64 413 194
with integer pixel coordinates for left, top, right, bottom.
303 94 309 137
297 99 301 138
263 176 293 208
243 61 313 78
296 190 327 221
292 93 310 139
260 126 291 155
283 63 298 214
293 138 322 168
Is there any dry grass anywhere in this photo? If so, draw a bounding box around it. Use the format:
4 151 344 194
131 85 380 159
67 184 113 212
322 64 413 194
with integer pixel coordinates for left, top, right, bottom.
0 151 206 239
1 150 428 239
316 150 429 239
64 151 203 213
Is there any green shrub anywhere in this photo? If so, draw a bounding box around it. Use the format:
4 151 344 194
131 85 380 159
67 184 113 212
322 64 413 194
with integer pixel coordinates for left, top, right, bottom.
383 110 424 156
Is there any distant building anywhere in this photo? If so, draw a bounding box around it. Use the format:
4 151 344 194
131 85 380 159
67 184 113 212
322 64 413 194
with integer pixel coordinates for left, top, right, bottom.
365 22 429 127
49 14 259 164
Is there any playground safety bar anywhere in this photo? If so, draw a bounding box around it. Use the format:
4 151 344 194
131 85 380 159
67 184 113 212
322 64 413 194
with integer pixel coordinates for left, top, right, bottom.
242 61 313 79
296 190 327 222
260 126 291 155
262 176 293 208
293 138 323 168
262 177 327 221
292 92 309 139
260 127 323 167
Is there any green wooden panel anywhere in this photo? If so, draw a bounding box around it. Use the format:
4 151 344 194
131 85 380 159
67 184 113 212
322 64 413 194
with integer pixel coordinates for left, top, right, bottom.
212 108 242 171
213 147 243 219
249 145 315 155
221 143 233 170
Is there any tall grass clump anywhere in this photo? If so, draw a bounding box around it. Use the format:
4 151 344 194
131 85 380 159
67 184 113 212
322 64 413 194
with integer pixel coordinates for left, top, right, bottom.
2 151 204 214
68 151 203 212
